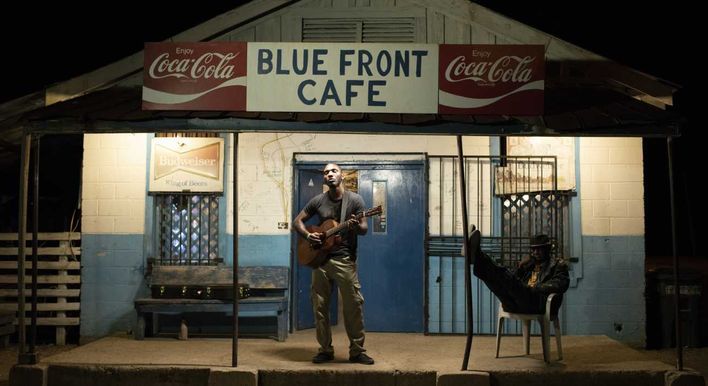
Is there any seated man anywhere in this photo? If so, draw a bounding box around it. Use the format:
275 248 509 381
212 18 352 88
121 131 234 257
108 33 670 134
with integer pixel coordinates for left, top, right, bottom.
466 227 569 314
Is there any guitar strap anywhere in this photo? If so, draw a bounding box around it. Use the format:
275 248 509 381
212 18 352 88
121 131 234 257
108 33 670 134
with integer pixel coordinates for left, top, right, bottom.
339 189 349 228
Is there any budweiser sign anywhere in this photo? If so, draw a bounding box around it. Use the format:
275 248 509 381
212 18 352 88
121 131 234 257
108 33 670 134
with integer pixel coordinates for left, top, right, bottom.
149 138 224 193
438 45 545 115
143 42 247 111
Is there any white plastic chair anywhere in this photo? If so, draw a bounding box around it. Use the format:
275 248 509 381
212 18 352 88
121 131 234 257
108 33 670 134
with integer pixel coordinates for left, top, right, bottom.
495 293 563 362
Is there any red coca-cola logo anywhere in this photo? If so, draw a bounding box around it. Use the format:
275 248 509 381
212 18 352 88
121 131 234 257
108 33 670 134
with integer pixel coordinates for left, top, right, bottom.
444 55 537 84
438 44 545 115
148 52 238 80
142 42 247 111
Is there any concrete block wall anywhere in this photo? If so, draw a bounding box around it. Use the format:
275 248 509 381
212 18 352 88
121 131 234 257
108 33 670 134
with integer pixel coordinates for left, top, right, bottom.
79 132 647 342
579 138 644 236
506 136 576 191
564 137 646 342
81 133 148 337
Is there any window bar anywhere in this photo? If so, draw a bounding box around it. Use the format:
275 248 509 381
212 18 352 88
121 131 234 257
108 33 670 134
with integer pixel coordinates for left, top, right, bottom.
174 196 179 264
515 159 519 241
201 195 207 265
187 195 194 265
180 196 185 264
170 196 176 264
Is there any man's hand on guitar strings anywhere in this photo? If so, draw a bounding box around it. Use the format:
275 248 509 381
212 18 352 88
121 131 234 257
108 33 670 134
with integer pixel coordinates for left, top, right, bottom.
307 232 323 245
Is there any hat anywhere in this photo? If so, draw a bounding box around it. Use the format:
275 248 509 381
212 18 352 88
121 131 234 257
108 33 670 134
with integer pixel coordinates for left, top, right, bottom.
530 234 551 248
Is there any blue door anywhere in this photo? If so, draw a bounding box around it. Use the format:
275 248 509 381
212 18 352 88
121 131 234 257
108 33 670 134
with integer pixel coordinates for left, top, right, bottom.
357 167 425 332
294 162 425 332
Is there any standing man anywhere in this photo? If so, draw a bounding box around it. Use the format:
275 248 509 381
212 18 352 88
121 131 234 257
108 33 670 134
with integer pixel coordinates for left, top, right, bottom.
293 163 375 365
467 226 569 314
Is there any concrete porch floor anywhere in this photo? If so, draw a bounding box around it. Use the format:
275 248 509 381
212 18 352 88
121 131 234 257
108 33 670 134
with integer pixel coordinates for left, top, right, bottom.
7 328 707 386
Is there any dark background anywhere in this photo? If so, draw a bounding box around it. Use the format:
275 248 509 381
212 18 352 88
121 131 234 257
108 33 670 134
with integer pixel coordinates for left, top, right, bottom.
0 2 700 257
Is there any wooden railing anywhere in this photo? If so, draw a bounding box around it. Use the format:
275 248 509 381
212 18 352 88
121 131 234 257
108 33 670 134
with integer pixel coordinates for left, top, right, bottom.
0 232 81 345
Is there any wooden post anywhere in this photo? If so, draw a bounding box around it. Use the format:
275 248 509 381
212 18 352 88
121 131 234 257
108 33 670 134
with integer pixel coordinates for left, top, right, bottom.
232 133 239 367
30 135 39 356
667 136 683 370
17 133 30 363
56 241 68 345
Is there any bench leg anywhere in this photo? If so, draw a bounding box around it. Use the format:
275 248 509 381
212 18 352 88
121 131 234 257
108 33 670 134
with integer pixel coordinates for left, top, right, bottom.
178 319 189 340
152 313 159 336
277 311 286 342
135 314 145 340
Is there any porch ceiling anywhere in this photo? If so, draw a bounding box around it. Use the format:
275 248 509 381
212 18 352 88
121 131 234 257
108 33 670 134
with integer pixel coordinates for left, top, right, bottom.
0 81 683 169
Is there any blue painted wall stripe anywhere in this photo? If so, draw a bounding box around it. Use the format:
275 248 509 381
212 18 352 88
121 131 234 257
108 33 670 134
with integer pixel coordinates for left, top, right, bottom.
224 234 290 266
81 234 147 337
83 230 645 343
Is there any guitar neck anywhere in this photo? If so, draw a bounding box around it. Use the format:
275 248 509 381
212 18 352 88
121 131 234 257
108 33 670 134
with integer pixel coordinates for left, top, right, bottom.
324 214 363 237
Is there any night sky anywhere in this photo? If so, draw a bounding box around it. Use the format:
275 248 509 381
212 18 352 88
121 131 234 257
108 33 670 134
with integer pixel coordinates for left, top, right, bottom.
0 2 693 102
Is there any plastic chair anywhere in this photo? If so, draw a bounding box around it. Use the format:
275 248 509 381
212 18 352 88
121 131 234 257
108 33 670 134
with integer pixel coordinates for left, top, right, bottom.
495 293 563 362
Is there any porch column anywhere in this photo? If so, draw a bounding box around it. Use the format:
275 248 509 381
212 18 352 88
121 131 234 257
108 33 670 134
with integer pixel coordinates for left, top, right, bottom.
667 136 682 370
457 135 474 370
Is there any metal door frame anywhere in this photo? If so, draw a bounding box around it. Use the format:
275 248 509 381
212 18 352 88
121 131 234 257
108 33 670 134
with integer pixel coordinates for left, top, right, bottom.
291 152 427 331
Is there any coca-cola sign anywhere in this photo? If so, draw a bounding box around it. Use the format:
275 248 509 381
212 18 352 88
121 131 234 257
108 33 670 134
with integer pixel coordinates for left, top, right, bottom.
438 44 545 115
143 42 247 111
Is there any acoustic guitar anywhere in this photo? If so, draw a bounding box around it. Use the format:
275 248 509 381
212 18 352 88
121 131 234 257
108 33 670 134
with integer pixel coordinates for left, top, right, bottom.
297 206 382 268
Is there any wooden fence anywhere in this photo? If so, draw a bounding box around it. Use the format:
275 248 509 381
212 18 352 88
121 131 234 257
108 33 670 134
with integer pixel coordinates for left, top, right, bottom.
0 232 81 345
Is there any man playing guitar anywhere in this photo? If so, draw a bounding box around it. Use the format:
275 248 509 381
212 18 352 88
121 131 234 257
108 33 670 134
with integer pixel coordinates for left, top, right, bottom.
293 163 375 365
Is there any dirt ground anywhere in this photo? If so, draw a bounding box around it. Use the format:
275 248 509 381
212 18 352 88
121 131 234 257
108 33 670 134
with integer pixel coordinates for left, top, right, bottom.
0 340 706 385
0 344 75 385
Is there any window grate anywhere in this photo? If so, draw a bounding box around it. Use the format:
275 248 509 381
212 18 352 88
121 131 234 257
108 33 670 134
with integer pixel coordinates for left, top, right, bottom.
155 194 219 265
426 156 572 335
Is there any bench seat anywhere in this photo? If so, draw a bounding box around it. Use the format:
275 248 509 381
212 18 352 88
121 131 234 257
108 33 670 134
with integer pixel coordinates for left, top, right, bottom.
134 296 288 341
134 265 289 342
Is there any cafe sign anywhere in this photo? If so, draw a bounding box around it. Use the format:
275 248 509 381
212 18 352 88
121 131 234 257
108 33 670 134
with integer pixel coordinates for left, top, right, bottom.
143 42 544 115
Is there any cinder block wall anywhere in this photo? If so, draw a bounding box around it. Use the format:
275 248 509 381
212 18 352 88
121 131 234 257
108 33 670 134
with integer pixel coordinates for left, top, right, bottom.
80 133 148 338
565 137 646 342
79 133 647 342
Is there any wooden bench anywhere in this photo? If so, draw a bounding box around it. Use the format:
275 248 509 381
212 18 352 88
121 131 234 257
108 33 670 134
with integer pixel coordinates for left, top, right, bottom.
134 265 288 341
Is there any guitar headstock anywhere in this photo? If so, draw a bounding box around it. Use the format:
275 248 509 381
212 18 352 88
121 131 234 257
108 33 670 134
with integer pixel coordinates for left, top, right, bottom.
364 205 383 217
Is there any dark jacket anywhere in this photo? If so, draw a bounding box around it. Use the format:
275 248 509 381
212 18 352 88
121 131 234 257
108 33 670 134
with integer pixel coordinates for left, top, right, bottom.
513 257 570 314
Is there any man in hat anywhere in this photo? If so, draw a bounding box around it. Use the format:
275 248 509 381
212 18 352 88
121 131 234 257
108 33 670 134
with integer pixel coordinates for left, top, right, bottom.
466 226 569 314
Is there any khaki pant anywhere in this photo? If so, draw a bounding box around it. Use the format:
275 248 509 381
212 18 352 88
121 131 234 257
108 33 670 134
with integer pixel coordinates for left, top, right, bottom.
311 256 365 357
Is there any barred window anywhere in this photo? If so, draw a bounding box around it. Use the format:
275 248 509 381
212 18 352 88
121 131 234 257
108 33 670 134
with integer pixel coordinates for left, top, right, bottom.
155 194 219 265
